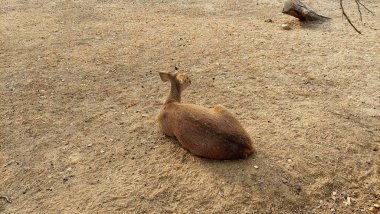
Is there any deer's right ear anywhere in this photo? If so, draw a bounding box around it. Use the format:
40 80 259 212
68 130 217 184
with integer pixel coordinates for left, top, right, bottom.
159 72 173 82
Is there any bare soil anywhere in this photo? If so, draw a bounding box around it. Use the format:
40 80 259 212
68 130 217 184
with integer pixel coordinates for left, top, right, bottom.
1 0 379 213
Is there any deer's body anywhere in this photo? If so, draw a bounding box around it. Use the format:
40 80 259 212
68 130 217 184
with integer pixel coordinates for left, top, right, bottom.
158 72 254 160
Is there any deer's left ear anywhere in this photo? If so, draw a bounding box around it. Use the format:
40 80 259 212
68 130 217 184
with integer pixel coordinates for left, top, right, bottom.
159 72 175 82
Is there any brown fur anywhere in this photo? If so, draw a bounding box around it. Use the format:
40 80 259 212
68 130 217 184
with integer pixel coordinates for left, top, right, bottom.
158 72 255 160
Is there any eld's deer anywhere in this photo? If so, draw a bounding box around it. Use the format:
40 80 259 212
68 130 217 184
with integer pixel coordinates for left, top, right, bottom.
158 72 254 160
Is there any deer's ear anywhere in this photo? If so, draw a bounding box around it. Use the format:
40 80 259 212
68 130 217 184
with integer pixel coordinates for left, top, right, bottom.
159 72 174 82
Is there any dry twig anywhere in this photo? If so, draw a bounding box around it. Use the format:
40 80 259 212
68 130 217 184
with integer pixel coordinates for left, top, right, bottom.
340 0 362 34
340 0 375 34
0 196 11 203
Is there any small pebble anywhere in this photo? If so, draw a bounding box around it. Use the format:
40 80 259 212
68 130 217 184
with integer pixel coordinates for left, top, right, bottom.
100 150 105 154
332 191 337 196
374 204 380 208
264 18 273 23
344 196 351 206
254 165 259 169
281 24 291 30
287 159 292 163
87 143 93 147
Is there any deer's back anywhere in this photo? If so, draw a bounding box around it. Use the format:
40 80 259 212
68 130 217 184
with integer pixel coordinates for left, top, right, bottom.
159 102 254 159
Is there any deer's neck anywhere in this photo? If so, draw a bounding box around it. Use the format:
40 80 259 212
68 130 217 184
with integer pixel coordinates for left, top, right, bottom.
166 80 181 103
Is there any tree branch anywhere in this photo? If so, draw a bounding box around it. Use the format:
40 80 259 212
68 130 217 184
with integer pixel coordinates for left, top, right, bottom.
340 0 362 34
357 0 374 14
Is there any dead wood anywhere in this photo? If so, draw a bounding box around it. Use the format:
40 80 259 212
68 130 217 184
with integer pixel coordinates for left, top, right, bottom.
282 0 331 21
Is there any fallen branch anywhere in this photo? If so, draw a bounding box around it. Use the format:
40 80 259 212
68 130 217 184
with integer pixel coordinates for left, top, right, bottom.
340 0 375 34
340 0 362 34
282 0 331 21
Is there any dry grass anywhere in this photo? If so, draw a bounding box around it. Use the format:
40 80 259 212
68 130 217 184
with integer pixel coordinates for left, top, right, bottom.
1 0 379 213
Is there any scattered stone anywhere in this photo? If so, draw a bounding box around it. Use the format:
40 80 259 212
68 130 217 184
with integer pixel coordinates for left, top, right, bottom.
87 143 93 147
287 159 292 163
127 101 138 108
332 191 337 196
344 196 351 206
374 204 380 208
281 24 292 30
100 150 105 154
254 165 259 169
265 18 273 23
330 208 335 212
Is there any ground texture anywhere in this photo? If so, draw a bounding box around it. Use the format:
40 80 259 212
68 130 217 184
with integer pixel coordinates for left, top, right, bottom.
1 0 379 213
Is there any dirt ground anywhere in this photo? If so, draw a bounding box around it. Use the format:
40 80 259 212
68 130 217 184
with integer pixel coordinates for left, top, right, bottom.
1 0 379 213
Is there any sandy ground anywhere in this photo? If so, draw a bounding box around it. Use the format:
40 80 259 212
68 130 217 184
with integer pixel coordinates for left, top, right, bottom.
1 0 380 213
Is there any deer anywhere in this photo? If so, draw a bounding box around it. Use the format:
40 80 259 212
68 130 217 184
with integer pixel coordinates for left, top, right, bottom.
158 72 255 160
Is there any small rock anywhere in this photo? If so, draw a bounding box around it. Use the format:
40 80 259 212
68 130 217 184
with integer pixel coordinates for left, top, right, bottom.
287 159 292 163
332 191 337 196
87 143 93 147
264 18 273 23
344 196 351 206
254 165 259 169
100 150 105 154
374 204 380 208
281 24 292 30
330 208 335 212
